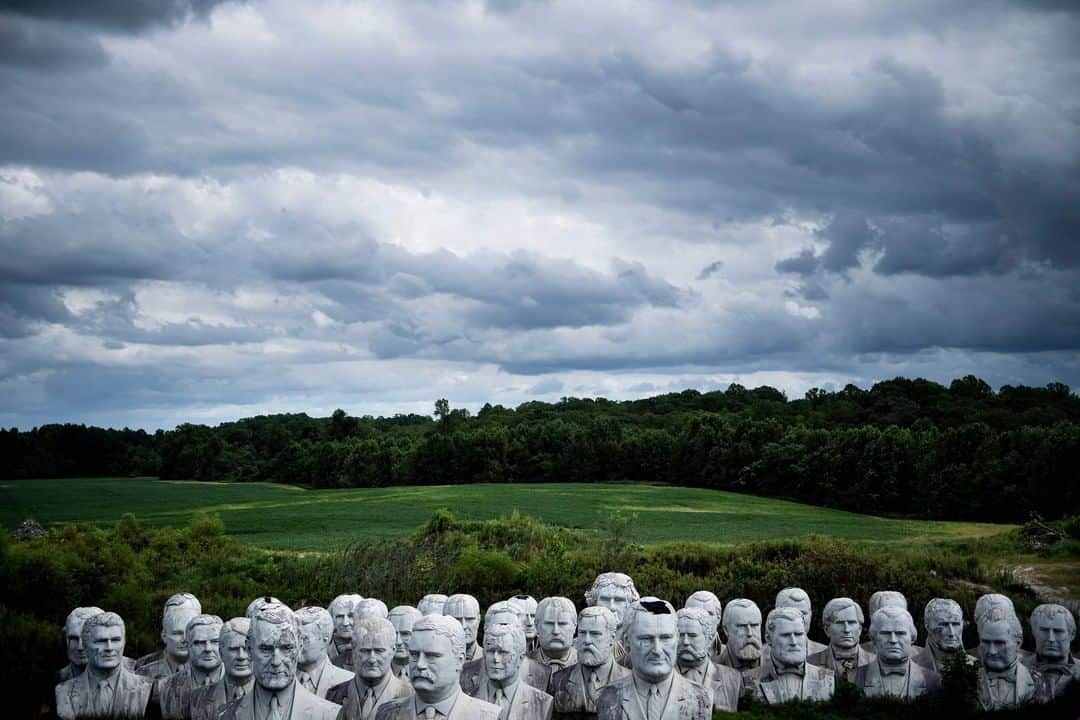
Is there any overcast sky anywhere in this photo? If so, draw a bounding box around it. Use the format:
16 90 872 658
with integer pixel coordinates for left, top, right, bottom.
2 0 1078 430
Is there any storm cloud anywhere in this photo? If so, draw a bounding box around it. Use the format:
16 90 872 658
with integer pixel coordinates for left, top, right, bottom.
1 0 1078 429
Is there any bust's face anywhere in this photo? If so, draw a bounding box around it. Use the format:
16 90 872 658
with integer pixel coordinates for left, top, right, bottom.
409 629 462 701
576 615 614 667
928 609 964 652
252 621 300 690
769 618 806 667
780 598 812 633
826 606 862 650
595 586 631 625
86 623 124 673
485 632 523 683
390 613 417 661
445 600 480 646
979 621 1018 672
221 631 252 679
516 597 538 639
355 630 394 680
676 617 710 665
873 617 912 663
189 624 222 671
332 604 354 641
66 617 91 666
1032 613 1073 661
537 606 575 653
723 606 762 661
299 621 330 664
629 613 676 682
164 608 198 662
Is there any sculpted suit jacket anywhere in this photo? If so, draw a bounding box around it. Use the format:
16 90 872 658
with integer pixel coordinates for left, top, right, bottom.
976 663 1038 710
471 678 553 720
189 678 252 720
753 663 835 704
461 658 550 696
56 665 154 720
374 691 502 720
550 661 631 714
677 661 741 713
595 673 712 720
331 641 354 671
853 660 942 699
327 672 413 720
304 660 355 700
160 664 224 719
217 680 340 720
806 646 876 683
910 645 976 675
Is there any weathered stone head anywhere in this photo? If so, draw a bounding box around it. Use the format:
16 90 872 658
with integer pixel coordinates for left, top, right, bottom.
484 623 527 686
974 593 1014 625
160 593 201 666
869 606 916 665
246 595 284 619
249 605 301 691
83 612 126 674
822 598 864 652
575 606 618 668
295 606 333 665
354 598 389 622
408 614 466 703
354 617 396 681
64 606 104 668
675 607 713 666
418 594 449 617
774 587 813 635
486 600 526 632
625 598 677 683
1029 603 1076 662
868 591 907 617
765 607 806 669
329 594 363 642
220 617 253 680
389 605 423 663
684 591 722 633
536 596 577 656
186 614 224 673
444 594 481 649
977 607 1023 673
509 595 538 641
585 572 639 627
722 599 763 663
923 598 964 653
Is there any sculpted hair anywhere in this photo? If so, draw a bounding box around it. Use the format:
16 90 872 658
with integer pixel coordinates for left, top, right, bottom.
923 598 963 632
221 617 251 641
722 599 761 633
868 591 907 615
1029 604 1076 636
822 598 864 627
577 606 618 634
585 572 640 607
764 607 804 644
185 614 224 643
389 606 423 625
775 587 810 609
869 606 917 643
444 594 480 617
975 594 1015 624
82 611 125 647
296 606 334 638
354 598 389 621
485 622 527 656
250 605 300 646
163 593 201 627
485 600 525 626
329 594 364 617
676 606 715 636
65 606 104 633
685 591 722 618
978 606 1023 643
537 596 576 620
412 614 466 659
246 596 284 619
354 617 396 646
419 594 448 614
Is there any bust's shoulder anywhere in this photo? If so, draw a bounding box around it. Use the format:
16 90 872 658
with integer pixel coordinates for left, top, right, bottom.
375 696 411 720
459 693 502 720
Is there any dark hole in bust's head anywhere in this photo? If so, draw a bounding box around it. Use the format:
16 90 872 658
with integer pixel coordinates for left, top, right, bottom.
641 600 671 615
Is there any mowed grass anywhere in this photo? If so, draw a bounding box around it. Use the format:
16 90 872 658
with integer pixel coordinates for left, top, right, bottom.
0 477 1012 551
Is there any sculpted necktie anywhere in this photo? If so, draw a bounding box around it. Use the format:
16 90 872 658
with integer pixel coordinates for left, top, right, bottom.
646 685 662 720
268 693 284 720
230 682 247 701
361 686 377 719
423 706 436 720
299 670 316 694
94 680 114 715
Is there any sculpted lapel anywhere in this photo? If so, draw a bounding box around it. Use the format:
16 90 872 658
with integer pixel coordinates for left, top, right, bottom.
755 664 835 704
551 661 632 714
314 661 354 699
374 692 502 720
504 683 553 720
56 666 153 720
854 660 941 700
189 679 227 720
330 673 413 720
977 663 1038 710
217 680 340 720
806 646 875 683
596 674 711 720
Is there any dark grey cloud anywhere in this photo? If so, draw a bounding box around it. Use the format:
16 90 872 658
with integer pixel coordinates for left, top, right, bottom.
697 260 723 280
0 13 108 69
0 0 236 32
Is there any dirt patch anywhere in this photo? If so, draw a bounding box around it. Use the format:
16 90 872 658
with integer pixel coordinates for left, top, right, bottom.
1008 562 1080 613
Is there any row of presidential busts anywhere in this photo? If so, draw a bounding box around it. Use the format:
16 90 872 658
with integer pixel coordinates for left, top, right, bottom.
55 572 1079 720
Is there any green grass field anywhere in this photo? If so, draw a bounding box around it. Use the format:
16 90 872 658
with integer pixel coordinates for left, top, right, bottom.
0 477 1012 551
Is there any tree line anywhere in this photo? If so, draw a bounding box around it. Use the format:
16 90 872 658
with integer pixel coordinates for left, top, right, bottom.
3 376 1079 522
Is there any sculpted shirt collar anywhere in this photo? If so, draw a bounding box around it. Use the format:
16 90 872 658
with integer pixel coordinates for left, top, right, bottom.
831 645 859 662
255 681 296 720
358 669 393 695
677 657 710 683
300 656 327 686
537 647 573 669
770 658 805 678
414 687 462 718
224 675 253 700
877 659 908 676
190 663 223 687
985 663 1018 683
489 674 519 704
633 672 673 705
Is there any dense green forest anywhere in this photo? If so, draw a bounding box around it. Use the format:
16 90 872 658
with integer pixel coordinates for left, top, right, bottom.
4 376 1079 523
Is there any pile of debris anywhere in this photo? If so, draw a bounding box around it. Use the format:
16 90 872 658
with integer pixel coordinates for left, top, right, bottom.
11 518 47 540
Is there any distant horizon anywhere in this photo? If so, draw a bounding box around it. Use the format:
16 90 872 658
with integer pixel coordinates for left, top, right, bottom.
3 2 1077 434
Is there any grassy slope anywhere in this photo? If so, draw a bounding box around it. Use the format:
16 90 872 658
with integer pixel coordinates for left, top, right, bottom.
0 477 1011 551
